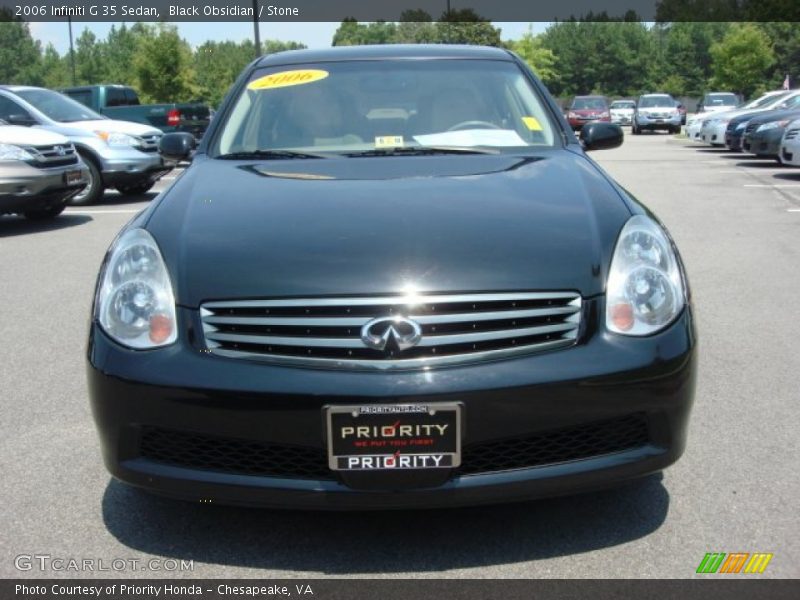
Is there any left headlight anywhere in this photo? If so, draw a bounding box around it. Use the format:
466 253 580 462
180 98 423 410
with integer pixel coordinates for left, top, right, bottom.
756 120 789 133
606 215 686 336
95 131 138 147
0 143 34 161
95 228 177 349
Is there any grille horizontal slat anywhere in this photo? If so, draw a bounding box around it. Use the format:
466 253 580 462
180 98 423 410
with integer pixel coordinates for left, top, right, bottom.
786 128 799 140
200 291 582 370
22 143 79 168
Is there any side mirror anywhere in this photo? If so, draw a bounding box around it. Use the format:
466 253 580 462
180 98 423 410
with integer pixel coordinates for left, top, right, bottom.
159 132 195 161
580 122 624 151
6 113 37 127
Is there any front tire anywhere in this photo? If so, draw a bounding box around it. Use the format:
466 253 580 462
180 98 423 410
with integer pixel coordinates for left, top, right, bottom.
23 203 66 220
69 152 103 206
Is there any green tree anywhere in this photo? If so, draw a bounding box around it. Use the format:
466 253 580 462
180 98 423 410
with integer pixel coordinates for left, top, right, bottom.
263 40 307 54
132 24 198 103
396 10 437 44
710 23 775 98
509 28 556 83
0 14 42 84
756 22 800 90
74 29 106 85
435 9 503 46
332 20 397 46
38 44 71 89
194 40 256 108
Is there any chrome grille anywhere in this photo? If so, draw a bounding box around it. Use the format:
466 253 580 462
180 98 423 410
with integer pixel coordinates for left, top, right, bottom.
23 142 78 168
200 292 582 370
134 133 161 153
785 128 799 140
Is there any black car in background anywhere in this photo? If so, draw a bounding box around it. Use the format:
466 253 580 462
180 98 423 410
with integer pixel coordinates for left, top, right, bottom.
87 45 696 509
742 108 800 159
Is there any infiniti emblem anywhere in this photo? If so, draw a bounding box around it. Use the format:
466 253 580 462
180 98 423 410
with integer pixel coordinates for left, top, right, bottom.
360 316 423 352
55 145 66 156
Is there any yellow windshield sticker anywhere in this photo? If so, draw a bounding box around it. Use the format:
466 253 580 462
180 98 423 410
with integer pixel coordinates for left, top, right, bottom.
522 116 543 131
375 135 404 149
247 69 329 90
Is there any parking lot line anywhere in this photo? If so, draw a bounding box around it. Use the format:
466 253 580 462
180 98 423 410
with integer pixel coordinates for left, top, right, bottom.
743 184 800 188
64 209 141 215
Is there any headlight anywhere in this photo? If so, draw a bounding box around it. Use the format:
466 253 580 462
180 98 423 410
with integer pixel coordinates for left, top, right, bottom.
756 120 789 132
736 122 748 131
95 228 177 349
95 131 138 147
606 215 685 336
0 143 34 161
567 111 578 119
600 111 610 118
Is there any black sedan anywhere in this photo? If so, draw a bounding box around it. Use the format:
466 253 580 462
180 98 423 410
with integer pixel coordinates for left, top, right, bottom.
88 45 696 509
742 108 800 159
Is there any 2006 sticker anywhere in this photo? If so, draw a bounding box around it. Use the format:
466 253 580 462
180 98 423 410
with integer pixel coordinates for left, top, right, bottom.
247 69 329 90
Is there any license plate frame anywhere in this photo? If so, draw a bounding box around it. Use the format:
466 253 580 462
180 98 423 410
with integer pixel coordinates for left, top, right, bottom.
325 403 462 471
64 170 83 185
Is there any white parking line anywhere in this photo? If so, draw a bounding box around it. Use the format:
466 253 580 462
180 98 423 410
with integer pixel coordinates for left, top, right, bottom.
744 184 800 188
788 209 800 212
64 209 140 215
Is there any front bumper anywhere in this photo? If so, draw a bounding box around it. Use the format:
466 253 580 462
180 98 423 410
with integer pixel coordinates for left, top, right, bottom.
743 130 784 157
725 129 745 151
92 146 174 186
0 161 88 214
88 301 697 509
634 114 681 130
700 123 727 145
780 138 800 166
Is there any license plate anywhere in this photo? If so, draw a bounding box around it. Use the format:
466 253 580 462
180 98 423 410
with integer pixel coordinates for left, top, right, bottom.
326 403 461 471
64 170 82 185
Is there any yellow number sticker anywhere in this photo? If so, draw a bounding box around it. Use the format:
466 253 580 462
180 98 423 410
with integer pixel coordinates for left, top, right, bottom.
247 69 329 90
522 116 543 131
375 136 404 148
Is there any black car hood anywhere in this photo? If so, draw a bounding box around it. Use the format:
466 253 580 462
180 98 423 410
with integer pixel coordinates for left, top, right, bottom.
147 152 631 307
747 108 800 125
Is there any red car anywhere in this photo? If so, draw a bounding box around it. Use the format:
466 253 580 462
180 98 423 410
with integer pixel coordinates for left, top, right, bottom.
566 95 611 130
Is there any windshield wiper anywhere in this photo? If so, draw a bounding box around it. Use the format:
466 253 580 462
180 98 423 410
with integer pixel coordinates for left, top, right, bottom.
216 149 331 160
344 146 499 157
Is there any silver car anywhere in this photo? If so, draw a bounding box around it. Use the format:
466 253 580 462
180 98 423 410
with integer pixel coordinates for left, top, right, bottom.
0 121 88 220
0 86 173 205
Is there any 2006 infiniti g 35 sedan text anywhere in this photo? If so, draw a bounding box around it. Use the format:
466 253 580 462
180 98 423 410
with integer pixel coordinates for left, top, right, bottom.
88 45 696 509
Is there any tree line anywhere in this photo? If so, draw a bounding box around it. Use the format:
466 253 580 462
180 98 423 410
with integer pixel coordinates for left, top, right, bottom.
0 12 797 109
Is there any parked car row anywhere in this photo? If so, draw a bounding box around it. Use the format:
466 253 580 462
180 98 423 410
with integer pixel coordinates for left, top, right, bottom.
567 94 683 134
687 89 800 164
0 85 178 213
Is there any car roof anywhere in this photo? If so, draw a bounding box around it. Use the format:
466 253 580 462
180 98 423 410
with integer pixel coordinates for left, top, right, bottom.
639 93 673 98
0 85 46 93
255 44 513 67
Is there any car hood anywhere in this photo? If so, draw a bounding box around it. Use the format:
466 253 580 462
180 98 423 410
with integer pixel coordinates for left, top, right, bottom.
0 124 70 145
147 152 631 307
746 109 800 126
45 119 160 138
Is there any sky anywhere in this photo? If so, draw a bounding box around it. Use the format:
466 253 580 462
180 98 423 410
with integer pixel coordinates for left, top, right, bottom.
28 21 549 54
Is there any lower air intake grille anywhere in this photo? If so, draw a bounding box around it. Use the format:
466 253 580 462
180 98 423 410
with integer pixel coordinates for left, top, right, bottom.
457 414 650 475
138 415 648 481
140 428 331 480
200 291 582 370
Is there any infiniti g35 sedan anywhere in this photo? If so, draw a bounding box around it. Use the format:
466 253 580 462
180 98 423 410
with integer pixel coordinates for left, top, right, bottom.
88 45 696 509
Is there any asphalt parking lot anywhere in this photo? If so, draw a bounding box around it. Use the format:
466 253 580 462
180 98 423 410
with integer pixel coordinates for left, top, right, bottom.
1 132 798 579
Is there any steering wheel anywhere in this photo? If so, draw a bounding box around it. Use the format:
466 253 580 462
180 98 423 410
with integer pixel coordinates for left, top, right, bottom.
447 120 501 132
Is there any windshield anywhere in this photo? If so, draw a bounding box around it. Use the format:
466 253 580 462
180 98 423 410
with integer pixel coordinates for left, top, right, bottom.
15 88 102 123
704 93 737 106
571 97 607 110
748 92 789 108
638 96 674 108
610 101 634 109
214 59 557 157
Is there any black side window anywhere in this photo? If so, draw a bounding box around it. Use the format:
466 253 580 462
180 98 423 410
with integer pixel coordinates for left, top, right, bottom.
0 95 33 121
67 90 92 107
106 87 129 107
124 88 140 105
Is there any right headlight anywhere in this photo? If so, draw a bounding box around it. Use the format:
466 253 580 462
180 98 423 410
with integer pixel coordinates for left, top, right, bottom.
0 143 34 161
94 228 177 349
606 215 685 336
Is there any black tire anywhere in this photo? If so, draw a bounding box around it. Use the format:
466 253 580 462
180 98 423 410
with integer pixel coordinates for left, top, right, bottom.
69 152 103 206
116 181 155 196
23 203 66 220
632 122 640 135
672 126 681 135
